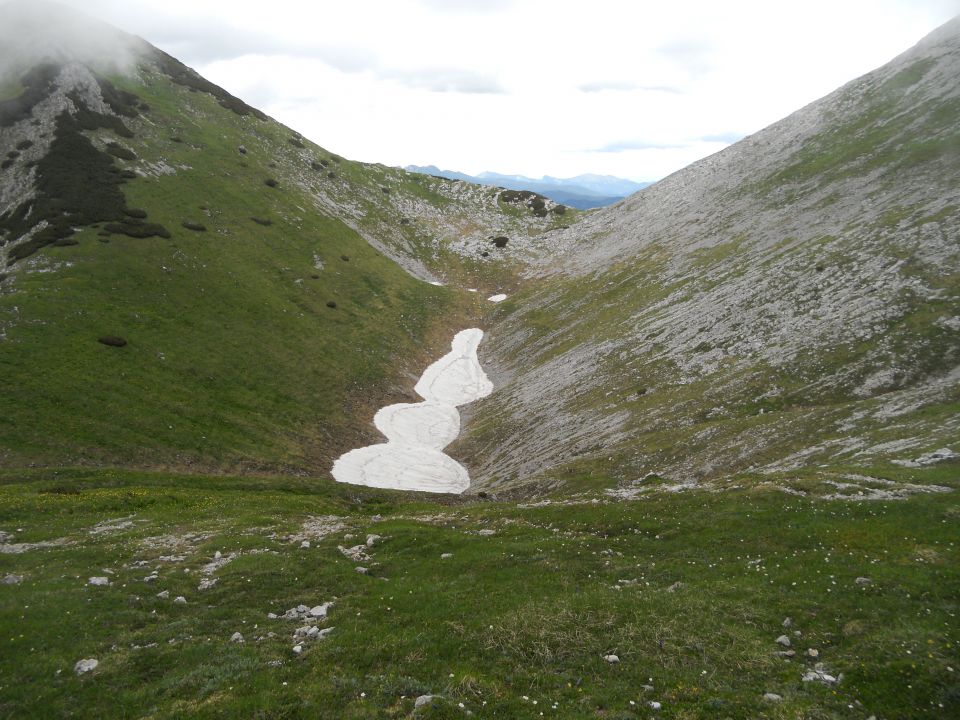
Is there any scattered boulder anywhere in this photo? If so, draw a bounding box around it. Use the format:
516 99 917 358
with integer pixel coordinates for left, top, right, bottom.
440 553 453 559
156 590 169 599
365 534 381 547
74 658 98 675
776 635 791 647
603 654 619 664
802 663 839 685
4 573 23 584
87 576 110 586
355 566 369 575
230 632 244 643
300 540 311 549
173 596 187 604
477 529 495 537
666 581 683 593
415 695 441 709
807 648 819 658
782 617 792 628
855 576 873 585
763 693 783 702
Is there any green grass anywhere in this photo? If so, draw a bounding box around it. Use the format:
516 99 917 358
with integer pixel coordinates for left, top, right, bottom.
0 468 956 718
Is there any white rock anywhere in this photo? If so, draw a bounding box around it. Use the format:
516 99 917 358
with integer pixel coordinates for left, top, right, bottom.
855 576 872 585
87 576 110 586
603 654 619 664
317 627 335 639
365 534 381 547
300 540 310 549
649 701 662 710
355 566 369 574
156 590 169 599
3 573 23 584
775 635 791 647
309 602 333 618
267 612 278 619
415 695 439 709
292 644 303 654
477 529 495 536
74 658 98 675
487 293 507 303
782 617 792 628
214 551 222 560
763 693 782 702
441 553 453 559
173 596 187 604
807 648 819 658
230 632 244 643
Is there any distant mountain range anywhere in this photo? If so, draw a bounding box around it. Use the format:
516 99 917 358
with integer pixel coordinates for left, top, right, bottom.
404 166 651 209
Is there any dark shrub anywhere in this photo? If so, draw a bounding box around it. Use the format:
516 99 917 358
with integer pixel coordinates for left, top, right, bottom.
327 172 336 179
340 255 349 261
311 273 319 279
170 136 183 143
98 335 127 347
238 145 247 154
123 207 148 219
311 161 324 171
16 140 33 150
119 170 136 179
552 204 567 215
326 300 337 309
150 49 268 120
320 158 330 167
103 221 171 239
400 218 410 225
0 159 12 170
480 251 489 257
380 187 390 194
264 178 278 188
288 137 305 149
491 236 509 248
816 263 826 272
181 221 207 232
7 151 19 159
251 217 272 226
106 142 137 161
53 237 79 247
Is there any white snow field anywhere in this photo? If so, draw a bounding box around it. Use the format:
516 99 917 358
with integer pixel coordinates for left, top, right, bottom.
331 329 493 493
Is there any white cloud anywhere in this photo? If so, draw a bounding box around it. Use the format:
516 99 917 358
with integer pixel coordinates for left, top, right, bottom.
30 0 960 180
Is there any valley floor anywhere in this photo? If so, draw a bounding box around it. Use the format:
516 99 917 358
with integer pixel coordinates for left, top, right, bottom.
0 467 957 718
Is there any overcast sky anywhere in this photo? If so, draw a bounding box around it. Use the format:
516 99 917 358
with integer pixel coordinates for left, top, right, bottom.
45 0 960 181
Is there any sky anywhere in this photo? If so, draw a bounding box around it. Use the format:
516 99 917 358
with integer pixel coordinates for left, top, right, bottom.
23 0 960 181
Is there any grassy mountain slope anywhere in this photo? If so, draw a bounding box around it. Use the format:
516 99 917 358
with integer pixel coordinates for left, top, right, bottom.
0 15 567 474
457 18 960 496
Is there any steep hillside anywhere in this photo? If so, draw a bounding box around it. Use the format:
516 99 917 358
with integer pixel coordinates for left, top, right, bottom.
0 3 567 474
458 18 960 496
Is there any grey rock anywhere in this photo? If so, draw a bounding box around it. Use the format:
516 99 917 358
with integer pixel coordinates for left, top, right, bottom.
478 529 496 536
440 553 453 559
292 644 303 654
355 566 369 574
763 693 783 702
299 540 310 549
602 654 619 664
855 576 873 585
230 632 244 643
775 650 796 658
782 617 792 628
666 581 683 592
267 612 278 619
74 658 98 675
87 576 110 586
415 695 440 709
156 590 169 599
365 534 381 547
775 635 791 647
3 573 23 584
807 648 819 658
173 596 187 604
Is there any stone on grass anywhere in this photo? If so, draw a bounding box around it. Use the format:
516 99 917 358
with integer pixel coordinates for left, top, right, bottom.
415 695 440 709
649 701 662 711
782 617 792 628
855 577 873 585
3 573 23 584
230 632 244 643
603 654 619 664
478 529 496 536
156 590 169 599
174 596 187 604
666 581 683 592
807 648 819 658
75 658 98 675
88 576 110 586
292 644 303 654
365 534 381 547
775 635 791 647
300 540 310 549
309 602 333 618
356 566 369 574
763 693 783 702
441 553 453 559
775 650 796 658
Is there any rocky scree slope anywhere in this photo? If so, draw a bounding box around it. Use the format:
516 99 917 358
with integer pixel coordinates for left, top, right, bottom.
458 18 960 494
0 6 567 473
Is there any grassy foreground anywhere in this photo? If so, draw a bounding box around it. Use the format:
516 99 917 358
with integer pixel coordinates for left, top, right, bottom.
1 468 956 718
